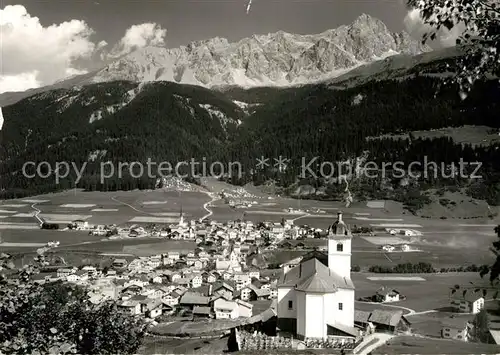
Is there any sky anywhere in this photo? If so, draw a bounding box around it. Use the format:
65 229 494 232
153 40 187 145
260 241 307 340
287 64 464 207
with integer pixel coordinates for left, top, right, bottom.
0 0 459 94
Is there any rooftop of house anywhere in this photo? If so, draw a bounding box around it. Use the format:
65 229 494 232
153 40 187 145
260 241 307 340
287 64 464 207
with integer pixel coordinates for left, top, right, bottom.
180 292 210 305
236 299 253 309
193 306 212 315
243 283 271 297
214 298 237 311
441 315 474 329
278 258 354 292
376 287 400 296
189 285 212 297
489 329 500 344
118 300 139 308
242 307 276 325
327 323 359 337
130 295 149 303
176 278 191 285
368 309 407 327
280 256 303 267
213 281 235 292
354 310 372 324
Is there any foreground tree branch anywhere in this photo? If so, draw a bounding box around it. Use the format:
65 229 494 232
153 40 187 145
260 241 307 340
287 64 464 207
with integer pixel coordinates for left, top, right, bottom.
408 0 500 98
0 249 145 354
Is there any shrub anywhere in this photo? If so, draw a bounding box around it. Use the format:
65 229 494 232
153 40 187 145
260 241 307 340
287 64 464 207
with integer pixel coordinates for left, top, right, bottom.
0 250 145 354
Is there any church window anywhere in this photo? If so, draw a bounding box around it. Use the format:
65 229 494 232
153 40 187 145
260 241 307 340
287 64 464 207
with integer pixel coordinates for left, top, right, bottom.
337 243 343 252
288 300 293 310
338 303 343 310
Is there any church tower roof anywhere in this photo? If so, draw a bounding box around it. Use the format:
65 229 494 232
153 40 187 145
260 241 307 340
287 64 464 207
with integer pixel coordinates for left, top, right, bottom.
328 211 352 238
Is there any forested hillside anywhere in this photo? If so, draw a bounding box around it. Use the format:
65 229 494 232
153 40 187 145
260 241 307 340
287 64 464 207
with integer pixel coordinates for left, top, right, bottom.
1 56 499 209
0 81 244 197
223 77 500 207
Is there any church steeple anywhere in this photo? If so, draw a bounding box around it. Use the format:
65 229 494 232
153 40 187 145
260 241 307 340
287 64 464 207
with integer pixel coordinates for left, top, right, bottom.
327 211 352 279
179 204 184 226
328 211 352 238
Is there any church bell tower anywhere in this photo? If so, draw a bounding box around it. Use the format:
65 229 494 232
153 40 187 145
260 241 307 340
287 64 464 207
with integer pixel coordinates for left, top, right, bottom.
327 211 353 279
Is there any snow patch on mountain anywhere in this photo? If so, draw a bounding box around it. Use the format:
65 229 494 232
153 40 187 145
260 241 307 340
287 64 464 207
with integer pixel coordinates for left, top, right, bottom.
55 93 80 112
0 107 3 131
88 85 142 123
199 103 234 129
233 100 249 110
326 46 462 89
352 94 365 106
47 136 78 149
233 100 261 115
88 150 108 162
82 96 97 106
173 94 196 117
89 110 103 124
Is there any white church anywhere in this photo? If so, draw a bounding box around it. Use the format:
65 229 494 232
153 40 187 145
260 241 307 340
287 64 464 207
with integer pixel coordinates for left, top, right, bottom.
276 211 358 340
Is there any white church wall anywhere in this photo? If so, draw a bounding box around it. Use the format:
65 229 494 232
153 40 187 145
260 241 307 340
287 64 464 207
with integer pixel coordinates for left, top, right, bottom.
328 239 352 279
326 289 355 328
277 287 296 319
296 290 307 337
305 294 326 338
324 292 335 334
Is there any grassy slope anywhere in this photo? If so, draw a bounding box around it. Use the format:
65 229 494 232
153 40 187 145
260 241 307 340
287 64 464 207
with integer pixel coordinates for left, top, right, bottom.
374 336 500 354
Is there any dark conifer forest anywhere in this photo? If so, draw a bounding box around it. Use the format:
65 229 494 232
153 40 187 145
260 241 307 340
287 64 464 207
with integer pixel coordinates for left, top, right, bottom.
0 59 499 208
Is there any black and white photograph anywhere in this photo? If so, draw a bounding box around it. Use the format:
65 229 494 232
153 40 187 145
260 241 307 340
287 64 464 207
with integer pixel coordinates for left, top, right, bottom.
1 0 500 354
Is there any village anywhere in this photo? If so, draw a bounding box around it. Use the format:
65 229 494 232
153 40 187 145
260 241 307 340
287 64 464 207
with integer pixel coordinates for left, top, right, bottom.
21 210 500 353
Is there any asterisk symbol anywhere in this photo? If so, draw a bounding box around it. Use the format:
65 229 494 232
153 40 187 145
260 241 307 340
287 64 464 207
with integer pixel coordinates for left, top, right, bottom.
256 156 270 170
274 156 289 172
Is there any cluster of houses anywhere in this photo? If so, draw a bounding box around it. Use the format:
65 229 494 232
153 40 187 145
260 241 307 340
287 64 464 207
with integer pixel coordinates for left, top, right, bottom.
359 287 405 303
359 286 490 343
381 244 412 253
30 209 500 350
67 208 339 248
32 239 280 323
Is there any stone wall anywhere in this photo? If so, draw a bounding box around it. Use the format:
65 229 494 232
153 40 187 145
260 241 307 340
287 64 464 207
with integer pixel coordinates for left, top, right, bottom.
304 336 358 349
237 330 293 351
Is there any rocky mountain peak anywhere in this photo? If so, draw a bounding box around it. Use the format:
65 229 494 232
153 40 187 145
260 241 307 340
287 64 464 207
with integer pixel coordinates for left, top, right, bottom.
352 13 387 28
75 14 432 88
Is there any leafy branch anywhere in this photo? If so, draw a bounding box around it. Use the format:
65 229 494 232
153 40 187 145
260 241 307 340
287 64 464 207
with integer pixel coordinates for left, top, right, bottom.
0 248 145 354
408 0 500 98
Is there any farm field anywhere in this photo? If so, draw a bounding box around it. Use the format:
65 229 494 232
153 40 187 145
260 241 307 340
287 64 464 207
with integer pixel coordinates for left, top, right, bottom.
0 182 498 272
406 312 476 338
0 189 211 227
352 272 500 341
54 239 197 254
0 229 103 246
352 272 494 314
152 319 240 336
369 125 500 148
265 233 495 270
373 335 500 354
139 336 228 354
3 238 197 267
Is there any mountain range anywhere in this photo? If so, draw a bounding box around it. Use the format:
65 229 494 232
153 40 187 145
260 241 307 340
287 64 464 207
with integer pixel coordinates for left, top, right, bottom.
90 14 428 87
0 14 429 107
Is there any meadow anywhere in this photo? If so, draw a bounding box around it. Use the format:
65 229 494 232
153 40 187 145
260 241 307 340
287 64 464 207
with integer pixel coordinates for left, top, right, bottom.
353 272 493 313
373 336 500 354
139 336 228 354
0 182 497 275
